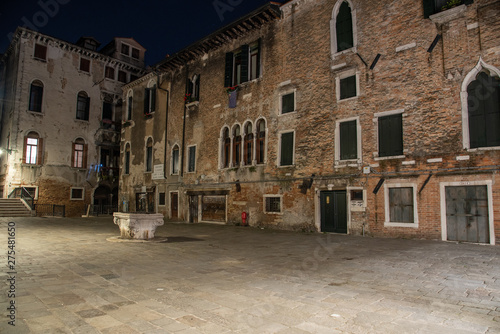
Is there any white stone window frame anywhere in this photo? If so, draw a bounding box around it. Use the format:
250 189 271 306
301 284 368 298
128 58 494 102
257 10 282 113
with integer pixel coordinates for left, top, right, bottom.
278 129 296 168
279 88 297 116
218 126 231 170
186 144 197 174
335 116 362 165
70 187 85 201
439 180 495 245
373 109 406 161
330 0 358 59
171 143 181 176
384 182 419 228
460 58 500 151
335 68 360 102
263 194 283 215
242 119 256 166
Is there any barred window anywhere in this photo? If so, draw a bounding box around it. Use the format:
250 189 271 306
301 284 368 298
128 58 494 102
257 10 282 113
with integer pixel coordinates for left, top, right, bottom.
265 196 282 214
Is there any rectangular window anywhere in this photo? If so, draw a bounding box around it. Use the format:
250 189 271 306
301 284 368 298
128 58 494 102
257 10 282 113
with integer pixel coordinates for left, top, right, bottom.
105 66 115 80
131 48 140 59
224 40 260 87
188 146 196 173
73 144 84 168
76 95 90 121
172 148 179 174
340 75 357 100
281 92 295 114
34 44 47 60
264 196 282 214
378 113 403 157
159 192 166 206
280 131 294 166
70 188 84 200
26 138 38 164
121 43 130 56
79 58 90 72
144 86 156 114
118 71 127 83
29 83 43 113
384 185 418 227
339 120 357 160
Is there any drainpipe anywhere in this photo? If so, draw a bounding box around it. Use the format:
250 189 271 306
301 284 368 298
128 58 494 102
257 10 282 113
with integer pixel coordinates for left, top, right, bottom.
180 64 188 177
154 71 170 179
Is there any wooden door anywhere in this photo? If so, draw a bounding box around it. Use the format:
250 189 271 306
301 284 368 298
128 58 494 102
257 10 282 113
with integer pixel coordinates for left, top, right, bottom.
320 191 347 233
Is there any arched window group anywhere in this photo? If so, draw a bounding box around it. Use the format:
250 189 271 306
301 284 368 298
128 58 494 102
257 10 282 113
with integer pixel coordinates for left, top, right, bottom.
220 118 266 169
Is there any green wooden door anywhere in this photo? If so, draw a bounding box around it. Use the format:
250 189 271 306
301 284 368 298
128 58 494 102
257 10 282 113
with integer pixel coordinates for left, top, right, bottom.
321 191 347 233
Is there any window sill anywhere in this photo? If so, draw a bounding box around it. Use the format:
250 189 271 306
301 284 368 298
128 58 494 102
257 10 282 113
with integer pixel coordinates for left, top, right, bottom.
374 155 405 161
337 95 359 103
78 70 91 75
332 46 357 60
279 110 297 116
384 222 419 229
21 164 41 168
75 118 90 123
335 161 362 168
186 101 199 108
429 4 466 25
466 146 500 152
33 57 47 62
27 110 44 116
264 211 283 215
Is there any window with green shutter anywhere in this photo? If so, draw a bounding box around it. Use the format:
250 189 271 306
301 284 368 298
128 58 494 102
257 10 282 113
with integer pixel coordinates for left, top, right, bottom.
339 75 356 100
280 132 294 166
336 2 354 52
224 40 261 87
188 146 196 173
144 86 156 115
340 120 357 160
467 72 500 149
378 114 403 157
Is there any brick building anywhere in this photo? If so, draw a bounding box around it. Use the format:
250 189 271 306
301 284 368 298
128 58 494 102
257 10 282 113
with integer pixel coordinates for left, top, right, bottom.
0 28 147 216
120 0 500 244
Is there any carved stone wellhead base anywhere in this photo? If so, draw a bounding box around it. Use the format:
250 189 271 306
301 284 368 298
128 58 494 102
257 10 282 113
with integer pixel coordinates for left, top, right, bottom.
112 213 164 240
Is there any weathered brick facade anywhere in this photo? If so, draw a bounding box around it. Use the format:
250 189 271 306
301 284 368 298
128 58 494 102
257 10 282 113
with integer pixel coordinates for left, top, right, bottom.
0 28 146 216
120 0 500 244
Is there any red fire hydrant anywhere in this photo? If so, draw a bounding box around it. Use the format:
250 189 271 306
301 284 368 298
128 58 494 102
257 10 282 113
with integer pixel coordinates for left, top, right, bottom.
241 212 248 226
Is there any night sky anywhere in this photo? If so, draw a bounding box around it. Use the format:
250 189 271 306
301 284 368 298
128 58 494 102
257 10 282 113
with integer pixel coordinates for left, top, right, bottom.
0 0 284 66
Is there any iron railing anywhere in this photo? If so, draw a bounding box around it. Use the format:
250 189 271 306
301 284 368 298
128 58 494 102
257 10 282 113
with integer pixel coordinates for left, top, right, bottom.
85 204 118 216
34 204 65 217
8 187 34 209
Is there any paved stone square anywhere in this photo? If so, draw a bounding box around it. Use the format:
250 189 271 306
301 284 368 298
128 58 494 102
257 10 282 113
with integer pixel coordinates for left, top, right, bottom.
1 216 500 333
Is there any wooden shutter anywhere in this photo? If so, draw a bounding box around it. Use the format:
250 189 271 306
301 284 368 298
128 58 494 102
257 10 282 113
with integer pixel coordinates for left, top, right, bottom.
340 76 356 100
240 44 249 84
280 132 294 166
423 0 435 18
195 74 200 100
37 138 43 165
188 147 196 172
71 143 76 167
22 136 28 164
256 39 261 78
151 87 156 112
282 93 295 114
378 114 403 157
84 97 90 120
389 187 414 223
340 120 357 160
83 144 88 169
144 88 150 114
224 52 234 87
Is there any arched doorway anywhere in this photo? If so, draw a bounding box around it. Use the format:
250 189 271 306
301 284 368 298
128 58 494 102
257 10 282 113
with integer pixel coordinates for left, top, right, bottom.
93 185 112 215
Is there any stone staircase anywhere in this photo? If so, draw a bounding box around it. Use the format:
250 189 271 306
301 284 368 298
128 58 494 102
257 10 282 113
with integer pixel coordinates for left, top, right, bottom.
0 198 33 217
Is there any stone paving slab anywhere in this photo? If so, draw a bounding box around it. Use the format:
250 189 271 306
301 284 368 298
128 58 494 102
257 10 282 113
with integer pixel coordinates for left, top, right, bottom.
1 217 500 333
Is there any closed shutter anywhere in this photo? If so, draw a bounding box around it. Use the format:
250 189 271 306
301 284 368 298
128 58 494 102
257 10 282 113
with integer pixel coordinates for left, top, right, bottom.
280 132 294 166
378 114 403 157
340 75 356 100
240 44 249 84
84 97 90 120
151 87 156 113
389 187 414 223
144 89 150 114
22 136 28 163
423 0 435 18
224 52 234 87
256 39 261 78
336 2 353 52
37 138 43 165
71 143 76 167
282 92 295 114
340 120 357 160
188 146 196 172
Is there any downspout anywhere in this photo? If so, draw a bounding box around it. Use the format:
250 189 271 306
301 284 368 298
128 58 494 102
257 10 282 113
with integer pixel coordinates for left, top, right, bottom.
154 71 169 179
181 64 188 177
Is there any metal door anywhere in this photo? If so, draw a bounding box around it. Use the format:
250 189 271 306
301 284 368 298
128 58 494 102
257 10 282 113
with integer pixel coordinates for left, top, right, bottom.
445 186 489 243
320 191 347 233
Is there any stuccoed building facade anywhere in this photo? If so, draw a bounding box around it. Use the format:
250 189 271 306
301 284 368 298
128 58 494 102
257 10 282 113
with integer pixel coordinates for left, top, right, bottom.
0 27 146 216
120 0 500 244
